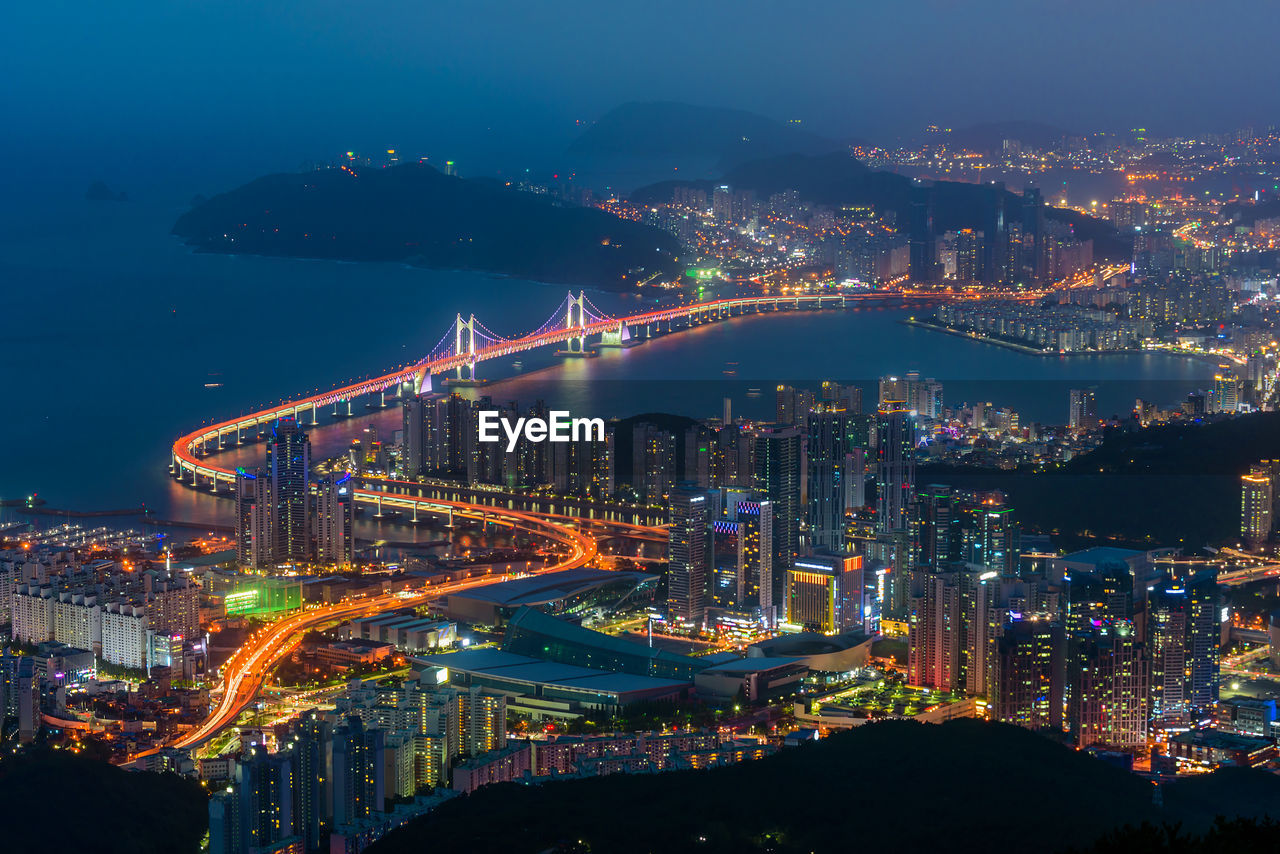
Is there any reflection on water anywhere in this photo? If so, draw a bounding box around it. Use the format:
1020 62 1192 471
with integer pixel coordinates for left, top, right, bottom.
1 199 1216 528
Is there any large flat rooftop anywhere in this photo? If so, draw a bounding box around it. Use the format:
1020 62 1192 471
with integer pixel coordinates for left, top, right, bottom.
413 647 688 699
447 568 655 608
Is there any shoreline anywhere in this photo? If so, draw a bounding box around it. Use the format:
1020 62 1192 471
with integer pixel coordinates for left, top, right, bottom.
902 317 1148 358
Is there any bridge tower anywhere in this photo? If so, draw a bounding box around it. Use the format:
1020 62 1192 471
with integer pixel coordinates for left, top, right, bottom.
565 291 588 354
455 313 478 381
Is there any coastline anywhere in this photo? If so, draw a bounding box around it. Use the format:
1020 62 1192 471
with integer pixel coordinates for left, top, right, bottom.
902 317 1147 358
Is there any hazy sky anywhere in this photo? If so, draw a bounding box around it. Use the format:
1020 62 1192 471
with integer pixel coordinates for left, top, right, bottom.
4 0 1278 187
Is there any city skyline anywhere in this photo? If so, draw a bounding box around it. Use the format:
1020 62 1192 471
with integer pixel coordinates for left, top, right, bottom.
9 2 1280 853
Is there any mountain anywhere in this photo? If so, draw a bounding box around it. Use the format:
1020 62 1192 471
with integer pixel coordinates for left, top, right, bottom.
367 719 1280 854
172 163 684 289
569 101 844 167
631 151 1128 260
0 750 207 854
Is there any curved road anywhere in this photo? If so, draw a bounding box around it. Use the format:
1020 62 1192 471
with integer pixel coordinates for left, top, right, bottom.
152 277 1117 761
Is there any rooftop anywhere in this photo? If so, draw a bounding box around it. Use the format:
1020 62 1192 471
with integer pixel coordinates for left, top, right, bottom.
448 568 656 607
414 647 688 695
1056 547 1145 566
700 656 802 675
1170 728 1274 751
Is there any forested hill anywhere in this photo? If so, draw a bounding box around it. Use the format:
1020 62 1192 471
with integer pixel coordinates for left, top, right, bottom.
368 719 1280 854
632 151 1127 260
173 162 684 290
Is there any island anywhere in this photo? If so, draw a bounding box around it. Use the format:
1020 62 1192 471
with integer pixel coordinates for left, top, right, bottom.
172 162 684 289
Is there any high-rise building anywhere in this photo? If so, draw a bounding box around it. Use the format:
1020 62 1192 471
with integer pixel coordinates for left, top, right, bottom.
1070 620 1148 749
958 492 1020 575
907 568 962 690
735 498 773 615
1021 188 1047 283
1210 367 1241 414
209 745 299 854
332 715 385 828
914 378 944 420
668 487 709 624
550 429 614 499
712 185 733 224
315 474 356 568
144 571 200 641
460 685 507 755
954 228 983 282
754 428 801 604
912 484 957 571
819 380 862 415
1240 461 1280 547
980 182 1009 285
875 406 916 534
846 447 868 511
1068 388 1097 430
806 405 855 553
1147 573 1220 728
908 185 936 283
992 616 1065 732
632 422 678 503
292 710 333 852
775 385 815 426
877 376 908 409
401 394 428 477
267 418 312 564
908 564 1044 697
235 468 272 569
787 554 864 633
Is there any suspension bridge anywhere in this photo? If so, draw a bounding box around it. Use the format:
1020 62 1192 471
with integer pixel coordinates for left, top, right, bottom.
170 288 878 489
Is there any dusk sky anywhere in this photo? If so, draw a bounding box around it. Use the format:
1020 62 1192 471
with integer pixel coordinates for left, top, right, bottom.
4 0 1278 187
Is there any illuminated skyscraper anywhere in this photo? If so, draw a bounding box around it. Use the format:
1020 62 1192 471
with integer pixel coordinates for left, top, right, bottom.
633 422 678 503
209 745 298 854
754 427 802 603
267 417 312 564
1068 388 1097 430
293 710 333 852
735 498 773 616
912 484 957 571
908 185 936 282
668 487 709 624
332 716 385 828
875 406 916 534
786 554 865 633
980 182 1009 285
235 468 272 569
315 473 356 568
1240 461 1279 547
775 384 815 426
877 375 908 409
1021 188 1047 283
806 405 854 553
907 568 962 690
992 616 1065 732
958 492 1020 575
1210 367 1240 414
820 380 862 414
1147 573 1220 728
1070 620 1149 749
